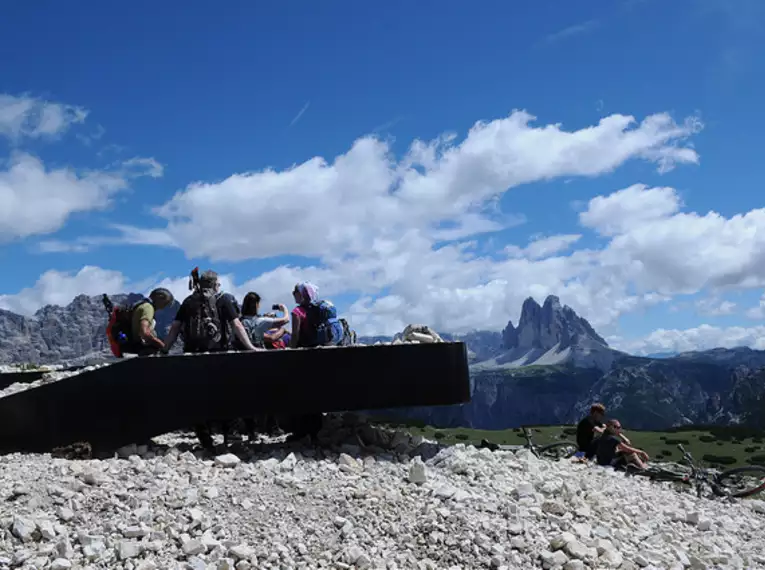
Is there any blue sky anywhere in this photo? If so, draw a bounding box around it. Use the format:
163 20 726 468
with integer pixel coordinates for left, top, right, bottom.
1 0 765 354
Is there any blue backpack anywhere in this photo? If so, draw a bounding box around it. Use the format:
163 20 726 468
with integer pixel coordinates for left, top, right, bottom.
303 299 344 347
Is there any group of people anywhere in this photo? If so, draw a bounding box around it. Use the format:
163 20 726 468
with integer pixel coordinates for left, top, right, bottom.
109 269 352 359
575 403 650 470
104 270 351 449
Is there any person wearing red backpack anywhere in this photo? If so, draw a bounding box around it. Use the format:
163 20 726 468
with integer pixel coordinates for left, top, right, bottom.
104 288 174 357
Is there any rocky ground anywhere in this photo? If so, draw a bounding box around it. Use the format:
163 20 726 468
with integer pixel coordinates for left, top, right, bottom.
1 414 765 570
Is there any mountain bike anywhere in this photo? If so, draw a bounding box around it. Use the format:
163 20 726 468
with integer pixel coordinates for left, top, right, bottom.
479 427 578 460
634 444 765 499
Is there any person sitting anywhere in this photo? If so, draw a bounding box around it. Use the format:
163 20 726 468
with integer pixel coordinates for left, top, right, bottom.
238 292 290 350
576 403 606 460
131 288 175 355
289 281 345 348
595 419 649 470
163 270 256 354
161 270 257 450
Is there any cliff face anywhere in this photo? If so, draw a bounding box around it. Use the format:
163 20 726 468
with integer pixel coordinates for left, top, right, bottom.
481 295 620 372
0 294 179 366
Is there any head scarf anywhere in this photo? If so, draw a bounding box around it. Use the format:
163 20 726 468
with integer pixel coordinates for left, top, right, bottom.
294 281 319 305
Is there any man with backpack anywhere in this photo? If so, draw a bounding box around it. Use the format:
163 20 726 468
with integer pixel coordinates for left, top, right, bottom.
104 288 175 358
162 269 257 354
161 269 258 451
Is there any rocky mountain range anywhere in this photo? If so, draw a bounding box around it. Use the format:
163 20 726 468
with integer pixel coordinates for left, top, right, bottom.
0 294 179 367
1 292 764 431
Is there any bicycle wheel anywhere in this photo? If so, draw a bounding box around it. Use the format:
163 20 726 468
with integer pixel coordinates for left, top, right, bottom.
714 465 765 498
538 441 578 460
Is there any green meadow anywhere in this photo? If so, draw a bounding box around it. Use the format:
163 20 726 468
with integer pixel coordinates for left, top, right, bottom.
372 418 765 471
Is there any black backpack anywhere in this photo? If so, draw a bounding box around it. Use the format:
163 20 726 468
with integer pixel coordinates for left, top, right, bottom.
182 289 224 352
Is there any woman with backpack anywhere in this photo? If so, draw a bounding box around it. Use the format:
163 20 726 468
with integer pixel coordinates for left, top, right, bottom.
289 281 346 348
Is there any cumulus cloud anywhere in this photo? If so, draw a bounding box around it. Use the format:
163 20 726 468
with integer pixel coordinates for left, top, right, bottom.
0 93 164 244
613 324 765 355
114 110 702 262
695 296 737 317
746 293 765 319
0 93 88 141
9 105 765 351
505 234 582 260
0 266 139 315
0 153 129 243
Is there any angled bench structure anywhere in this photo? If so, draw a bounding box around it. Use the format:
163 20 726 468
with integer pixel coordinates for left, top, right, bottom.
0 342 470 454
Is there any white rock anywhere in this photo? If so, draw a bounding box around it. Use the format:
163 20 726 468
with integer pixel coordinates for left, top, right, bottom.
37 519 56 540
600 548 624 568
11 516 37 542
408 456 428 484
55 506 74 522
118 540 143 560
229 544 254 559
514 482 534 498
215 454 241 468
50 559 72 570
182 537 206 556
565 540 589 560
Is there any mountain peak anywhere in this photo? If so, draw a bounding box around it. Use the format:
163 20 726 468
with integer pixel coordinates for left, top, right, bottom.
503 295 608 351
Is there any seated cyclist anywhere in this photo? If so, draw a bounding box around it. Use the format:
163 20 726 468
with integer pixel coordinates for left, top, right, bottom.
595 419 649 470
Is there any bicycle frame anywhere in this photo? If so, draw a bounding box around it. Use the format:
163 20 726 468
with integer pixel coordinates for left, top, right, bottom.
521 427 540 457
651 444 721 498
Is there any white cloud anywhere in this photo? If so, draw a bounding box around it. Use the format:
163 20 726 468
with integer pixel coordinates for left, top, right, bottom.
0 153 129 243
695 296 737 317
121 157 164 179
0 266 136 315
505 234 582 260
116 110 702 262
16 108 716 338
11 106 765 352
746 293 765 319
0 93 88 141
613 324 765 355
579 184 682 237
587 186 765 295
0 93 163 244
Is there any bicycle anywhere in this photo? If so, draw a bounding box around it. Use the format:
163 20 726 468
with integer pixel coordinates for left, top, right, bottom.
632 443 765 499
479 427 578 461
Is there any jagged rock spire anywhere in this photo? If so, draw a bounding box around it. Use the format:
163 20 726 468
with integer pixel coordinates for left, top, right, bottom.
502 295 607 351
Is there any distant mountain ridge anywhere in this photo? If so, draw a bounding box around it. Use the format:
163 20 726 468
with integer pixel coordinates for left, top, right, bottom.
0 293 179 366
2 293 764 433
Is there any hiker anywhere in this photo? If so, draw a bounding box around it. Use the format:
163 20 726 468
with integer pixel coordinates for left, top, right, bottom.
595 419 649 470
239 292 291 350
289 281 346 348
162 270 257 354
104 288 175 358
133 288 175 354
161 269 257 450
575 403 607 459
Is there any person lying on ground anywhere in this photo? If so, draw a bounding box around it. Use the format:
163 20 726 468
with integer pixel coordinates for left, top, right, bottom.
238 292 290 349
576 402 606 460
595 419 649 470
